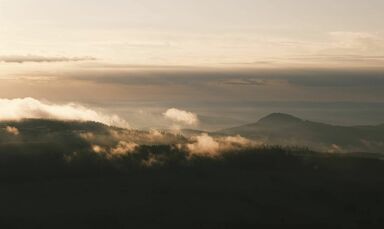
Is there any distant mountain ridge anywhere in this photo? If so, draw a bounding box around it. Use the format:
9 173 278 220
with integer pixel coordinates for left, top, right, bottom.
257 113 303 125
217 113 384 153
0 119 186 152
1 115 384 154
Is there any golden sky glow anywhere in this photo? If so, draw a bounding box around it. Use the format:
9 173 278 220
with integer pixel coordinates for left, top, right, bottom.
1 0 384 128
1 0 384 66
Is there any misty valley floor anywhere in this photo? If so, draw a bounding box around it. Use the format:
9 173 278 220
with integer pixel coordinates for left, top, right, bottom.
1 148 384 229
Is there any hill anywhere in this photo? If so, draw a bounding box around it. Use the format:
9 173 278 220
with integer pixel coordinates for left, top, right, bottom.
217 113 384 153
0 119 186 155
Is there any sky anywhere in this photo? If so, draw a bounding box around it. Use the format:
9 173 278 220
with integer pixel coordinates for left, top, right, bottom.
0 0 384 129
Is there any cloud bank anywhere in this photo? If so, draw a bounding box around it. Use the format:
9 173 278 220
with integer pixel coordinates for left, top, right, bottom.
0 55 96 63
163 108 199 125
0 98 129 127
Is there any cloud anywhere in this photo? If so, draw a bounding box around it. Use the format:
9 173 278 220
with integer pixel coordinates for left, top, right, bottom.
0 97 129 128
92 145 107 154
221 78 268 86
186 133 259 156
328 144 343 153
0 55 96 63
327 32 384 55
5 126 19 136
187 133 220 156
220 135 255 149
110 141 138 157
91 141 138 159
67 65 384 89
284 69 384 87
163 108 199 125
141 153 163 167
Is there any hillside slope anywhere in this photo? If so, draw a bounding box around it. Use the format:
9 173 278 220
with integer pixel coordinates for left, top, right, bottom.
218 113 384 153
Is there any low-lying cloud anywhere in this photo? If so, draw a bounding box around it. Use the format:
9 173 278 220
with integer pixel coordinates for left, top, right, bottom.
5 126 20 136
163 108 199 126
0 55 96 63
91 141 139 159
186 133 259 156
0 97 129 127
186 133 220 155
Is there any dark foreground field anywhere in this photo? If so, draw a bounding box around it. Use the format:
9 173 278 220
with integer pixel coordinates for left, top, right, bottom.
1 145 384 229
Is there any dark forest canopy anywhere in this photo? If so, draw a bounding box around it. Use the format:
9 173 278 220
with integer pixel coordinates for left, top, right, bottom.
0 119 383 228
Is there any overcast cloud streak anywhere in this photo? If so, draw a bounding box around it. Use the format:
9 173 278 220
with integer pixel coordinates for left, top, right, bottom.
0 55 96 63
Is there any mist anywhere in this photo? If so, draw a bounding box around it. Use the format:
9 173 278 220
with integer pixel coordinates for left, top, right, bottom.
0 97 129 128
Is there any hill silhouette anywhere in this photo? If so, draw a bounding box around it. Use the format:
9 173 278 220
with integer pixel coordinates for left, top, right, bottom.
258 113 303 125
217 113 384 153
